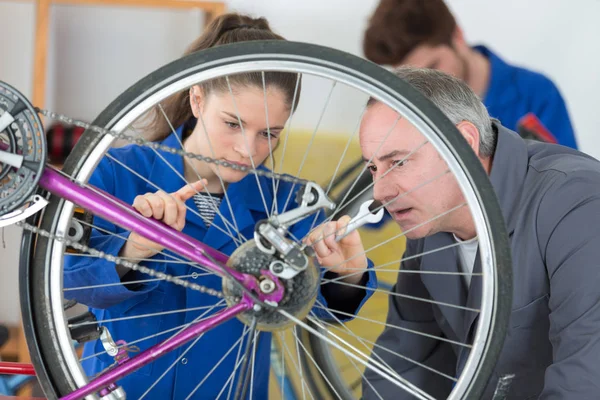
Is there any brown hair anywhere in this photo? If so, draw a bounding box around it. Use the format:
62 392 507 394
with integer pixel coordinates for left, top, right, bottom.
145 13 300 142
363 0 456 66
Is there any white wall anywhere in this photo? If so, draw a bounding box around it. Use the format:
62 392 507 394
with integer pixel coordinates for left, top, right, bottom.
46 5 205 120
445 0 600 157
1 0 599 324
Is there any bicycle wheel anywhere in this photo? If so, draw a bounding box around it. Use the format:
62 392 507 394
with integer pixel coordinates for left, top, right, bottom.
16 40 511 399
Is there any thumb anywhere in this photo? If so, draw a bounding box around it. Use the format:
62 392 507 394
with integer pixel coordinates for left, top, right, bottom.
335 215 352 238
173 179 208 201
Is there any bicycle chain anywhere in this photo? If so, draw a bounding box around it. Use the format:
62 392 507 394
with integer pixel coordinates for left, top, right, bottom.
17 220 228 300
17 108 313 302
37 108 309 186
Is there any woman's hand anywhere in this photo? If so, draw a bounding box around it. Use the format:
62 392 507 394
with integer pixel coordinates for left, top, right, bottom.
305 215 368 285
120 180 207 260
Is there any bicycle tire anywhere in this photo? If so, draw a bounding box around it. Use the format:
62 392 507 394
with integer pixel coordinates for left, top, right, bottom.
19 40 512 399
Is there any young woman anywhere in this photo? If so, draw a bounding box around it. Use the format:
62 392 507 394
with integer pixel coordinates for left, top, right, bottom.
64 13 376 399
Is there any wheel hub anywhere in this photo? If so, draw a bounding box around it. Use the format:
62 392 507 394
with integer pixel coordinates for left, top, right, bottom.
223 240 319 332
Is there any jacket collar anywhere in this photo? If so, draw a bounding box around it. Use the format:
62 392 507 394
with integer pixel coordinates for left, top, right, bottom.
421 122 527 341
474 45 519 108
488 122 529 236
144 124 275 251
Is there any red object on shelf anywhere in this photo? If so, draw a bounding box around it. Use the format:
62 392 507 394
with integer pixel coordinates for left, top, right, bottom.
516 112 558 144
0 362 36 376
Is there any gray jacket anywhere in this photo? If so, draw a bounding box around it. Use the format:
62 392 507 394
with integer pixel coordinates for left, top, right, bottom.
364 124 600 399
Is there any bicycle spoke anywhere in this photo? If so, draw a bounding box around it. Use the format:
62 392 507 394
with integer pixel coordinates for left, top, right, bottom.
272 73 301 215
153 107 240 245
312 305 472 348
233 318 258 400
249 330 258 400
78 300 226 362
326 114 402 222
314 319 387 400
278 331 314 400
261 72 279 218
294 332 310 400
139 332 205 399
65 216 215 276
317 317 457 383
320 203 467 275
302 165 446 255
225 325 248 400
307 103 368 233
312 299 456 382
185 329 248 400
293 327 344 400
281 80 337 214
69 304 221 327
320 277 479 312
324 105 369 197
225 76 271 218
104 152 244 246
324 241 479 287
283 310 435 400
308 318 385 400
305 163 447 252
328 140 429 224
280 329 284 400
64 254 212 267
159 103 245 245
310 300 403 381
215 353 248 400
226 325 251 400
89 152 240 244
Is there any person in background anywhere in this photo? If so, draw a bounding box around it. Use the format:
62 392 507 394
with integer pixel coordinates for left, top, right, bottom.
363 0 578 149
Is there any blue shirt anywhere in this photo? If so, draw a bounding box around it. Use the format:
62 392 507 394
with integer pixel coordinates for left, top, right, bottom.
475 45 578 149
63 125 376 399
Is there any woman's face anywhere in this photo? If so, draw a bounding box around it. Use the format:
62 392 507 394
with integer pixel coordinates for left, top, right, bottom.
186 85 291 191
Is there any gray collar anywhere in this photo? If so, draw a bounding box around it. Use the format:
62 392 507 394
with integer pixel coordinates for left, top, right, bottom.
488 122 529 235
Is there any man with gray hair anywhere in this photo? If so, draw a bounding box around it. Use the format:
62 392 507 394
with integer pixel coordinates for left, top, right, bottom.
308 67 600 398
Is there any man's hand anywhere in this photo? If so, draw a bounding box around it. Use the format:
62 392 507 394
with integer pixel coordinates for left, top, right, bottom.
305 215 368 285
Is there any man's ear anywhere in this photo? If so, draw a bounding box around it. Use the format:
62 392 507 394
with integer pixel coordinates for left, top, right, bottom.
451 26 469 52
189 85 203 118
456 121 481 155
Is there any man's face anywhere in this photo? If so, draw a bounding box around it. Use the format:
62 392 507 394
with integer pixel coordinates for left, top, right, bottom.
359 103 466 239
401 44 468 81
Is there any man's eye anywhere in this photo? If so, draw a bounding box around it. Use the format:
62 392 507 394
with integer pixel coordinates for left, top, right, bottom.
226 121 240 129
392 159 407 168
367 165 377 173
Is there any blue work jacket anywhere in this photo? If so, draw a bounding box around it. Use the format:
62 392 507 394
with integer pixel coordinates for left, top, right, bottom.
476 45 577 149
63 125 376 399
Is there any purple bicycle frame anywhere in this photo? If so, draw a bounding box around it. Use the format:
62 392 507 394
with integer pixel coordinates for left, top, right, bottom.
35 167 284 400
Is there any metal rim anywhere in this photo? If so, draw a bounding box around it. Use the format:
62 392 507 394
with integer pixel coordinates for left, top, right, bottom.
38 44 502 399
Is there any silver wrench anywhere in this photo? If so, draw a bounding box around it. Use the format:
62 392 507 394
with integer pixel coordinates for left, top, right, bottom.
335 199 385 241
